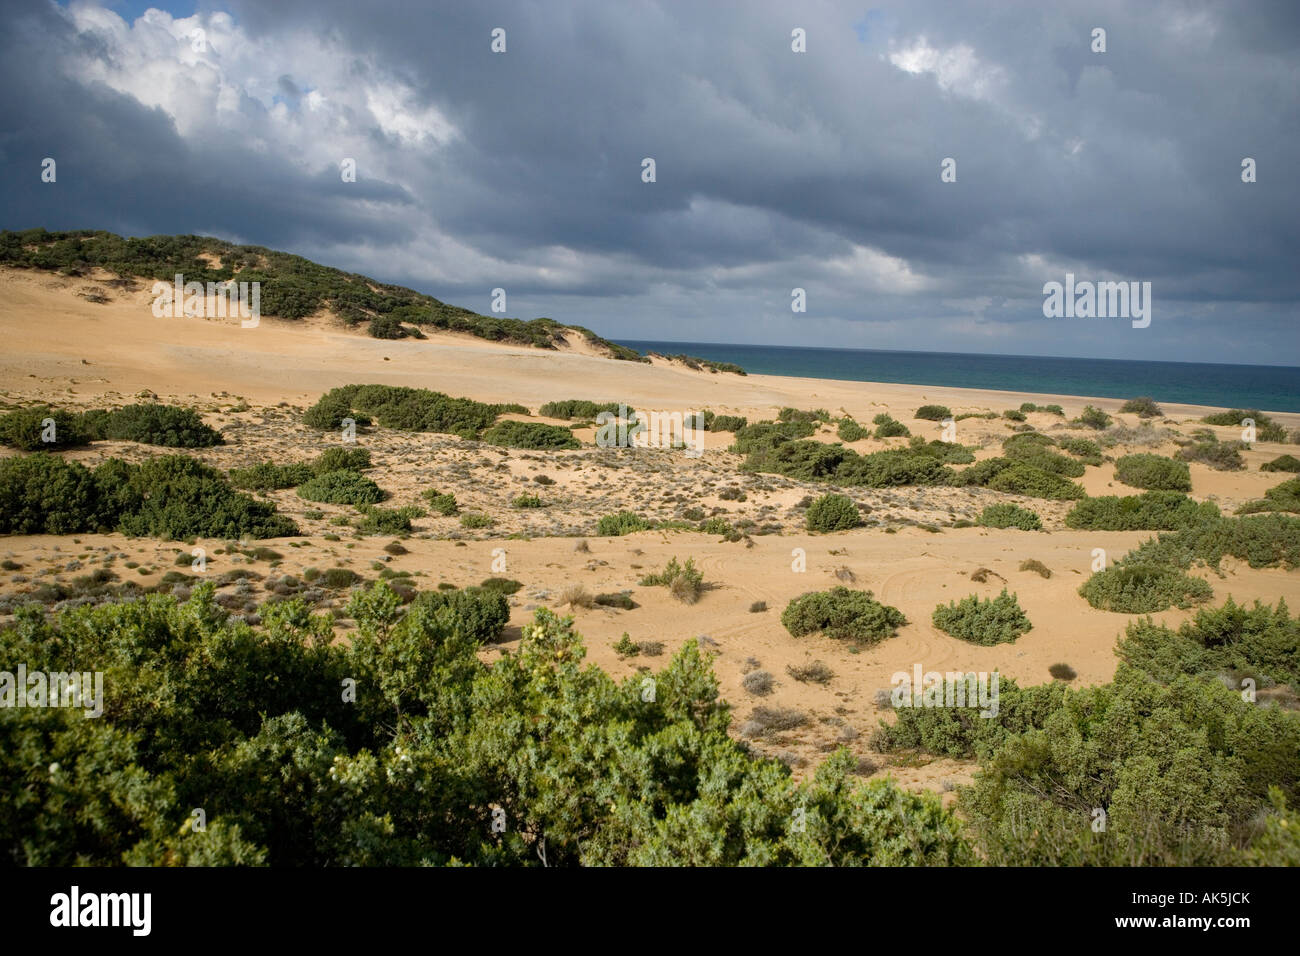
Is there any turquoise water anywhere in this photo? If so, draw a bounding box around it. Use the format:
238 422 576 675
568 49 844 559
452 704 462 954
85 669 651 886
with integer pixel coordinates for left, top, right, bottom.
619 341 1300 414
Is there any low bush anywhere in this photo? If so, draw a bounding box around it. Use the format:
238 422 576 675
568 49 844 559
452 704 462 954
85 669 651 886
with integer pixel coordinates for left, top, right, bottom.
1075 405 1112 430
1057 436 1103 465
703 413 747 433
479 577 523 595
512 493 544 509
837 418 868 442
872 414 910 438
356 506 422 535
1019 403 1064 416
977 503 1042 530
985 464 1086 500
83 403 224 448
460 513 494 529
742 670 775 696
786 660 834 684
411 586 510 643
778 407 829 424
1002 409 1026 422
1119 397 1163 418
639 557 704 604
596 511 652 536
806 493 862 532
594 592 636 610
914 405 951 421
1114 453 1192 491
1177 441 1246 471
1047 663 1077 681
303 384 521 439
313 447 372 472
481 420 581 450
1262 454 1300 473
932 589 1032 645
1019 559 1051 579
1065 491 1218 531
229 461 316 491
297 470 384 506
423 490 459 516
1078 563 1213 613
0 406 91 450
539 399 624 420
782 587 907 645
1237 477 1300 515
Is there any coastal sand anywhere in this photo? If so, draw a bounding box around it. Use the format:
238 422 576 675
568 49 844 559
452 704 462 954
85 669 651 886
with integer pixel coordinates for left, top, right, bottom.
2 266 1298 798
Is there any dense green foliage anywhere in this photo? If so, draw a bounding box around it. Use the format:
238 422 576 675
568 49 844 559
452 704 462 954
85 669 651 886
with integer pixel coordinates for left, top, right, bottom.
422 490 459 516
302 385 524 440
0 228 645 360
777 407 829 424
1177 440 1246 471
1119 397 1163 418
1065 491 1219 531
805 493 862 532
0 403 222 450
1261 454 1300 473
1201 408 1287 442
976 503 1041 530
1237 477 1300 515
1119 513 1300 571
538 400 626 420
836 418 867 442
782 588 907 645
0 453 296 538
1019 403 1064 416
1056 436 1103 465
1075 405 1112 430
596 512 652 536
984 463 1086 500
1117 598 1300 690
0 584 965 866
1114 453 1191 491
932 589 1032 645
638 557 705 603
701 411 746 433
1078 563 1213 613
228 461 317 491
0 407 91 450
914 405 951 421
480 420 581 450
296 470 384 506
871 413 910 438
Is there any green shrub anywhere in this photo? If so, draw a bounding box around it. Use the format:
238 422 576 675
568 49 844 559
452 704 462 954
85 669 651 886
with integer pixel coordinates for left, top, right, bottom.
229 461 316 491
367 315 408 339
1002 409 1026 422
479 577 523 595
732 420 816 453
481 420 581 450
1056 436 1103 465
460 513 494 529
1075 405 1112 430
0 406 91 450
837 418 868 442
1203 408 1268 427
1002 441 1086 478
985 464 1086 500
596 511 652 536
303 384 518 439
1079 563 1213 613
977 503 1042 530
539 400 626 420
778 407 829 424
512 493 544 509
782 587 906 644
806 493 862 532
1114 453 1192 491
113 455 297 540
1177 441 1245 471
1262 454 1300 473
1120 513 1300 571
638 557 704 604
1019 402 1064 416
356 506 422 535
594 592 636 610
313 447 372 473
703 413 747 432
85 404 223 447
423 490 459 516
932 589 1032 645
1237 477 1300 515
1065 491 1219 531
1119 397 1163 418
872 414 910 438
319 567 363 588
297 470 384 506
914 405 951 421
411 585 510 643
0 453 107 533
1117 597 1300 689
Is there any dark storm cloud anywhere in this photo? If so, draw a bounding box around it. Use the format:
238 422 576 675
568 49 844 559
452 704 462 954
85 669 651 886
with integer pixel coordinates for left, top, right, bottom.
0 0 1296 362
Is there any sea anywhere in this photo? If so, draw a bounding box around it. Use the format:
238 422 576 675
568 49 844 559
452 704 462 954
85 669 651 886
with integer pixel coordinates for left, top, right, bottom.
617 341 1300 414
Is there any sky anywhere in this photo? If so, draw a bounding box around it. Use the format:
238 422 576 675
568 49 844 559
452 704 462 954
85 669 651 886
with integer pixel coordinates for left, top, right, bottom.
0 0 1297 365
